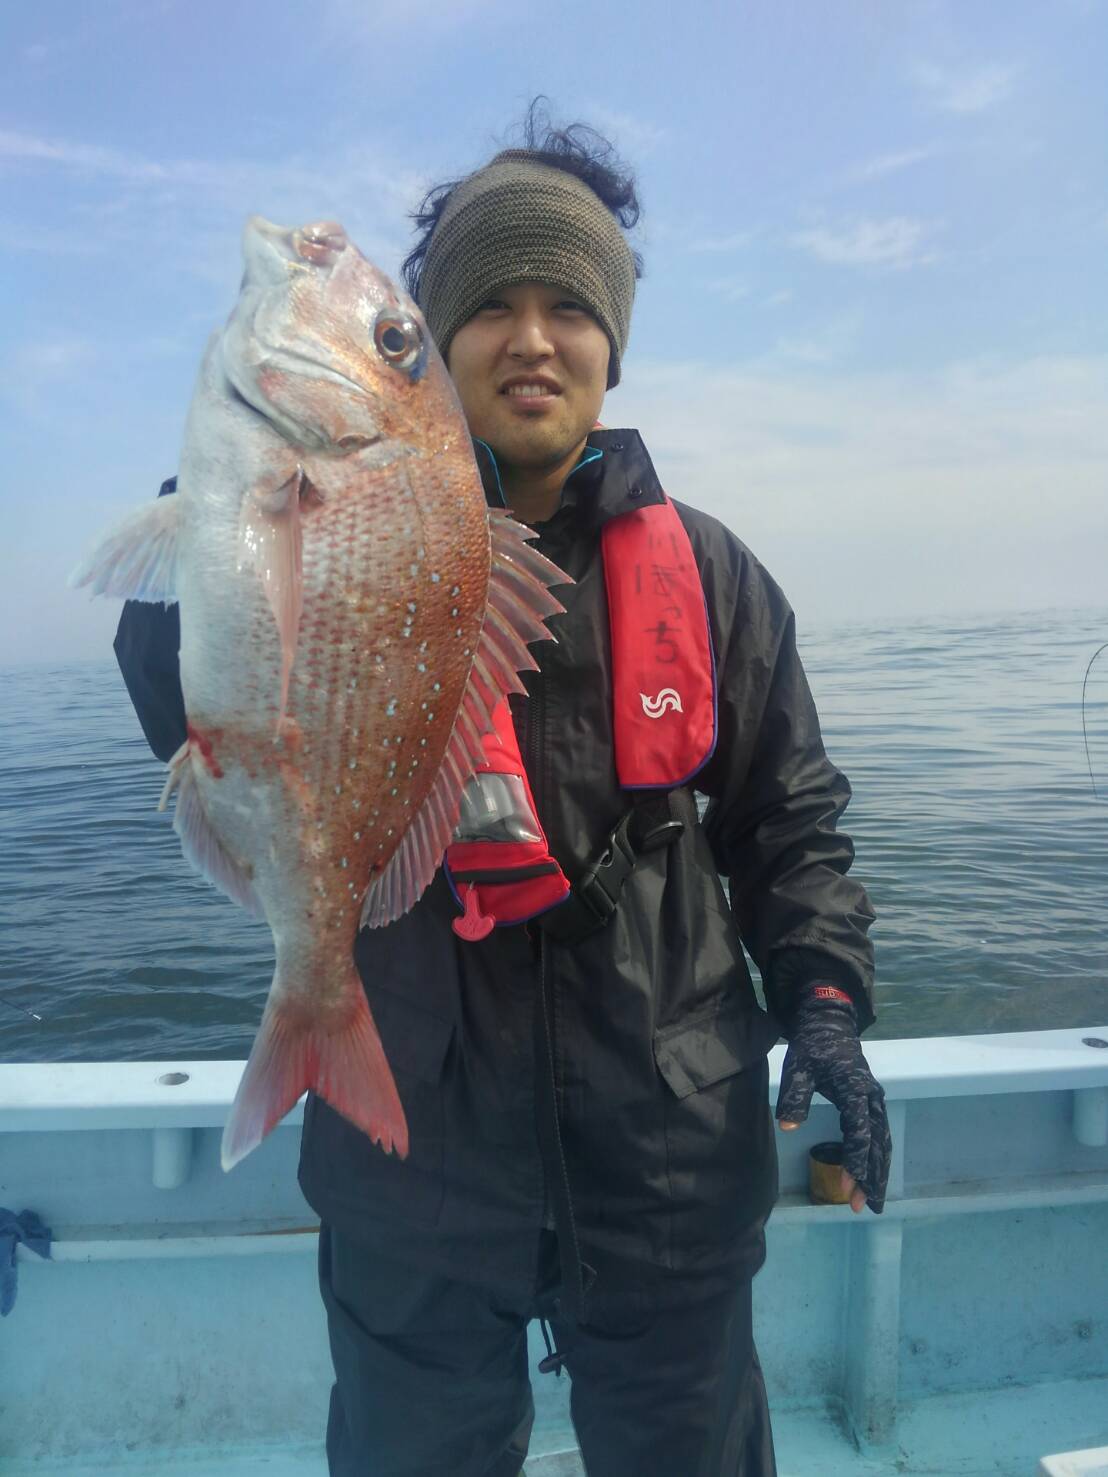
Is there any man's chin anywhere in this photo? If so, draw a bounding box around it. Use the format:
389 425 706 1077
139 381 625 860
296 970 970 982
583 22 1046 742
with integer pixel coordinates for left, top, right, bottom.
483 420 577 469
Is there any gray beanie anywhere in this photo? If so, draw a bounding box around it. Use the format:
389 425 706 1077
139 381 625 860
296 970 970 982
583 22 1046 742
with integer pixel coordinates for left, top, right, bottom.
417 150 637 389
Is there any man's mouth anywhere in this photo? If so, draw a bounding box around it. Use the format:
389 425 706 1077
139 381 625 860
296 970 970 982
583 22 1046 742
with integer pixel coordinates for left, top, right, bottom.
500 377 561 400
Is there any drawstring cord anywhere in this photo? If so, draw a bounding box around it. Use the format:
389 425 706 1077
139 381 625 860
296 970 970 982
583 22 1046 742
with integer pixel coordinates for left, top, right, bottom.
537 1315 564 1377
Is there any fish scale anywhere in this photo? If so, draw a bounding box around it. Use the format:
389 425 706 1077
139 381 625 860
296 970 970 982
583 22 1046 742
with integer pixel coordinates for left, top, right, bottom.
72 215 571 1171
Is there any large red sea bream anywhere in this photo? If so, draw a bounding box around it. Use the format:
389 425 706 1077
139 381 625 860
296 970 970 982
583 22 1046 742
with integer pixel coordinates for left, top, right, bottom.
72 217 568 1170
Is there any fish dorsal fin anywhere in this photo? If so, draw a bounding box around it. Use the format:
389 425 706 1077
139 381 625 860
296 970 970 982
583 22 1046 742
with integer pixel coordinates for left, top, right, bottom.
360 509 570 929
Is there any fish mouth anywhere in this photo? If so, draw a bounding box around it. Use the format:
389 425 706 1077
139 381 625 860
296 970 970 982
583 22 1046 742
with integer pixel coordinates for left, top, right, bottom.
226 371 381 456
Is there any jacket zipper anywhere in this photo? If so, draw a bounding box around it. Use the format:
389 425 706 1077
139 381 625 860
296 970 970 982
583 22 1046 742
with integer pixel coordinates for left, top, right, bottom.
526 671 546 817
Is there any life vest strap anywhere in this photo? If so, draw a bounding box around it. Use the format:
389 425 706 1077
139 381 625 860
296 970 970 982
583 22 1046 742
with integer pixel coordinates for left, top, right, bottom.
536 792 687 947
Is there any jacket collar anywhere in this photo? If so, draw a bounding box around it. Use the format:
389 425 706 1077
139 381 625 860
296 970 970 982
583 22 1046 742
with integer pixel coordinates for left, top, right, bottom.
471 429 665 532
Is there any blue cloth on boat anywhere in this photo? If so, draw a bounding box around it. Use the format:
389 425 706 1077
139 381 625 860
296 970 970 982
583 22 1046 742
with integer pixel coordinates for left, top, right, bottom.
1 1207 52 1316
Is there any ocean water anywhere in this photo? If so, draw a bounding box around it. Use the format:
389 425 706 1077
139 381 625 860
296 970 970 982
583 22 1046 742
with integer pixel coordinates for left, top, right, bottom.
1 606 1106 1063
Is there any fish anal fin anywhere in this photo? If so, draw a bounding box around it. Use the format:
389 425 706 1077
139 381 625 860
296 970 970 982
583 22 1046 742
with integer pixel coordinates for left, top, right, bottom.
69 493 181 603
173 760 264 917
221 975 408 1171
359 509 572 931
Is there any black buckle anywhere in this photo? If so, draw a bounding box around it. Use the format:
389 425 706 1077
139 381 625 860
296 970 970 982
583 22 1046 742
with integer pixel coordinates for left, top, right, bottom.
573 821 636 928
536 799 685 946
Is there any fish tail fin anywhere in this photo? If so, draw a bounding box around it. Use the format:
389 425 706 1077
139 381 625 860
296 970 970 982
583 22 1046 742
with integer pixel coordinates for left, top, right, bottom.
221 970 408 1171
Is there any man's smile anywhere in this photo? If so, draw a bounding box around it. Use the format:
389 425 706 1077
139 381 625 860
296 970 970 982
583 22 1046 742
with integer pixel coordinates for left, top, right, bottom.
498 373 563 410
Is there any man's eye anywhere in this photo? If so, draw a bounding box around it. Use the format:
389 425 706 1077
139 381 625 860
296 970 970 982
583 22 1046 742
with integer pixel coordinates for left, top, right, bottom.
556 301 587 312
477 299 507 312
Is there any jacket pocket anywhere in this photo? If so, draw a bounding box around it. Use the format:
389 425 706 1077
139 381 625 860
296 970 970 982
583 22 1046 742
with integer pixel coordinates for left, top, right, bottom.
300 987 455 1228
652 993 779 1271
653 993 777 1099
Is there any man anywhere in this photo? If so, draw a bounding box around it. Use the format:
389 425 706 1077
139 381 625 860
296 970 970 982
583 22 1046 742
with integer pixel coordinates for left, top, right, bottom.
115 113 890 1477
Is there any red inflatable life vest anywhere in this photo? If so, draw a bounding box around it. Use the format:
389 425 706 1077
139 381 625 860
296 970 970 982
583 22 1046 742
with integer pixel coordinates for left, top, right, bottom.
445 494 717 941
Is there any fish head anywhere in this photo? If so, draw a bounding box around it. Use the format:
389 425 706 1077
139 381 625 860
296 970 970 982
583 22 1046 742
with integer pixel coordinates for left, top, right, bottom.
221 216 465 457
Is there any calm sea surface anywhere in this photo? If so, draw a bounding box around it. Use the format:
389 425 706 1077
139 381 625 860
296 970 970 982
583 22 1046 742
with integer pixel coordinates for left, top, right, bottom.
2 606 1106 1062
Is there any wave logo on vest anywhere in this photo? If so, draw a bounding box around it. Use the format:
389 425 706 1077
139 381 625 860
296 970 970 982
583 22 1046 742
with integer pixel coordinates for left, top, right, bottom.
640 688 684 719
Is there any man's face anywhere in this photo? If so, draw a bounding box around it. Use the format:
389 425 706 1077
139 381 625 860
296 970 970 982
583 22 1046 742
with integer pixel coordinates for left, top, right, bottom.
446 282 610 470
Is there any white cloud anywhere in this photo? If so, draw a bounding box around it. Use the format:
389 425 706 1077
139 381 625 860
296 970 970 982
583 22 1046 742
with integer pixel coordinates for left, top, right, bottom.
0 129 168 182
14 338 97 376
844 146 938 182
708 275 751 304
611 352 1108 621
790 216 939 269
0 337 97 419
584 106 668 158
915 61 1019 115
687 230 754 254
316 0 504 38
0 127 428 284
769 318 858 364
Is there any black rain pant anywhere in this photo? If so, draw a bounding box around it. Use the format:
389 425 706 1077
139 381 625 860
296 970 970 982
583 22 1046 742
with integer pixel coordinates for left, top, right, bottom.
319 1222 777 1477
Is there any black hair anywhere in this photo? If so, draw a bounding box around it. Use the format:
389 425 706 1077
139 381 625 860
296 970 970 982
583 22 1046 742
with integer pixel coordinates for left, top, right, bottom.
400 96 644 301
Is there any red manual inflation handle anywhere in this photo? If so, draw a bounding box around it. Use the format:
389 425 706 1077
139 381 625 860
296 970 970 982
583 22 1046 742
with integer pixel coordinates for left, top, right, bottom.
452 884 495 941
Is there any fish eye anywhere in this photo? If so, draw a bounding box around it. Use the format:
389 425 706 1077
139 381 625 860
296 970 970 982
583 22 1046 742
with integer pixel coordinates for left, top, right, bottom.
374 312 425 376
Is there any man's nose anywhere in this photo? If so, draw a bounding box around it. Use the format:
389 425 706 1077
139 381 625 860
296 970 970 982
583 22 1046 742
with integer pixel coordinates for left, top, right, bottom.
507 312 554 360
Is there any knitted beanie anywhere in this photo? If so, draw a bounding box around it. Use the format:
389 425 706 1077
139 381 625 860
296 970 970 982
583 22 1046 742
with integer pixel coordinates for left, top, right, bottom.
417 150 637 389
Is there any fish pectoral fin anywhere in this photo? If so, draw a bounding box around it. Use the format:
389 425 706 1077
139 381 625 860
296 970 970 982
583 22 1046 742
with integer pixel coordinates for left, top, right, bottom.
220 974 409 1171
172 761 264 917
237 472 304 725
69 492 181 603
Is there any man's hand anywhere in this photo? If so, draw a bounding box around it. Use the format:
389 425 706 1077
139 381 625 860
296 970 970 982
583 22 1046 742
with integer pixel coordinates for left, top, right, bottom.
775 983 892 1214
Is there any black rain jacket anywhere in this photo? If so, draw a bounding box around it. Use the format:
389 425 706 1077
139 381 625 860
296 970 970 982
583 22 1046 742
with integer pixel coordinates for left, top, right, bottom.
114 429 876 1305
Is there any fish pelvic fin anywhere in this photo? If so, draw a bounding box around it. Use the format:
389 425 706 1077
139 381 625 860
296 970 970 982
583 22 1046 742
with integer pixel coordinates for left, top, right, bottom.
359 509 572 930
69 493 181 603
221 973 408 1171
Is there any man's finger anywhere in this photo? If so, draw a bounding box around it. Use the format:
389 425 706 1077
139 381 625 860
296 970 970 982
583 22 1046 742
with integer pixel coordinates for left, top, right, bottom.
774 1059 816 1125
861 1088 893 1214
839 1169 866 1213
837 1094 872 1186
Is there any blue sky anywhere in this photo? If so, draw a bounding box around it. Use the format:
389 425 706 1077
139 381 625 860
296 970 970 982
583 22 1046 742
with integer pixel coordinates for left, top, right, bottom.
2 0 1105 665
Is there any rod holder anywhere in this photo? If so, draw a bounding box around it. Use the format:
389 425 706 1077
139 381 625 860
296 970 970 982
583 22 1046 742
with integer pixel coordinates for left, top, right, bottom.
152 1126 195 1189
1073 1086 1108 1148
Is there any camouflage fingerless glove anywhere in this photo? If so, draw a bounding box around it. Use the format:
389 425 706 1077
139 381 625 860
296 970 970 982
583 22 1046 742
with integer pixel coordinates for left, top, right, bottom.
775 982 892 1214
